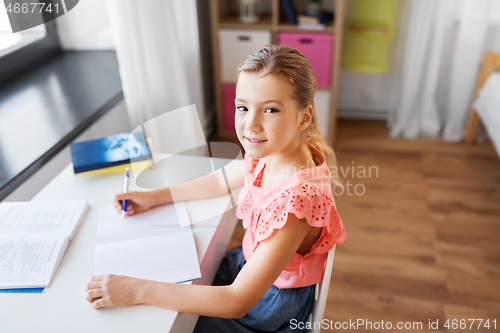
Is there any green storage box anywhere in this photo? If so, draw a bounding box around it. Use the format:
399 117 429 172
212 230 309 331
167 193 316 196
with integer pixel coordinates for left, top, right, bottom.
343 30 391 74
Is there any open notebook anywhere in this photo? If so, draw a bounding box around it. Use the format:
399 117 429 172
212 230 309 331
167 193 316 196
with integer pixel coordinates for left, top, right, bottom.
0 201 89 292
95 203 200 284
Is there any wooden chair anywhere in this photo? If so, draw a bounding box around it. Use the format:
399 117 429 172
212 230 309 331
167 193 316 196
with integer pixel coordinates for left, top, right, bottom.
465 52 500 144
306 244 337 333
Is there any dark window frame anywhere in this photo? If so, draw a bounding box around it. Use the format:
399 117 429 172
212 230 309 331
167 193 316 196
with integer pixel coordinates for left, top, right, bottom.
0 5 61 84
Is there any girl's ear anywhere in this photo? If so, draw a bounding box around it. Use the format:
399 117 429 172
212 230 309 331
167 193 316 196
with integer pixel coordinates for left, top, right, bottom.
298 105 313 131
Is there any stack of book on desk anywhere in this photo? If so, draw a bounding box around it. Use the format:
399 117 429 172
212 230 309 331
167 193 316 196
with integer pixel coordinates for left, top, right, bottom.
0 201 89 293
70 132 152 175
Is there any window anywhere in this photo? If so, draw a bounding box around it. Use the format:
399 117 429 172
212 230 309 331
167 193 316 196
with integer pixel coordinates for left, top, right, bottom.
0 1 60 83
0 4 46 55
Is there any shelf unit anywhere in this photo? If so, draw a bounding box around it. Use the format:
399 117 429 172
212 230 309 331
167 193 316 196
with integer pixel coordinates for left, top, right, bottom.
209 0 345 143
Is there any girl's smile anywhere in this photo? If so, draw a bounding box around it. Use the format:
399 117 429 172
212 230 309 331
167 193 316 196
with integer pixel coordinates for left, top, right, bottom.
244 136 267 146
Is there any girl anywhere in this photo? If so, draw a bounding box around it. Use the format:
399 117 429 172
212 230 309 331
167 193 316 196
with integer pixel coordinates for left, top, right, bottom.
85 45 346 332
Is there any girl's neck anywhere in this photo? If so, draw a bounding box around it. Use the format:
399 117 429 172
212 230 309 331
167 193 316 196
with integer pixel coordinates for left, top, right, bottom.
264 139 316 178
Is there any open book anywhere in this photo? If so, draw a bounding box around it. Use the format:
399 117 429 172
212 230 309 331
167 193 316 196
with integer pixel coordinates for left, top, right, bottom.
0 201 89 290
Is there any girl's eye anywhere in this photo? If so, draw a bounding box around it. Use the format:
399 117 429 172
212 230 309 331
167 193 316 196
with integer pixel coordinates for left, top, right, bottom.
237 106 248 112
265 107 279 113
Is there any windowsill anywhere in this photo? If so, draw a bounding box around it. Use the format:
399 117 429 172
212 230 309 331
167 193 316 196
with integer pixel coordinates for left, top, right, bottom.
0 51 123 201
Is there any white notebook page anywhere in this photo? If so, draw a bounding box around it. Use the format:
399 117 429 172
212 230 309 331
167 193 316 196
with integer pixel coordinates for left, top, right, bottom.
95 204 200 284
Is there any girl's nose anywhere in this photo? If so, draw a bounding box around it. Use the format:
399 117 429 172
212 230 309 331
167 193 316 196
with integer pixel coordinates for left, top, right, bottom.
245 110 262 133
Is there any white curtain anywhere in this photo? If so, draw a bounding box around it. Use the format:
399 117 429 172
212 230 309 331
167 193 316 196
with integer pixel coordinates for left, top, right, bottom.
388 0 500 142
105 0 211 136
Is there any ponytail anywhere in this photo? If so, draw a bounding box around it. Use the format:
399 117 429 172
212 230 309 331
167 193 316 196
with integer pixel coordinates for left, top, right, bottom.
305 103 344 191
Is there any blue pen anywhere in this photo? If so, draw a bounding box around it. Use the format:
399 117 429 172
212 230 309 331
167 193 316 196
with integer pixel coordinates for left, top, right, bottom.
122 167 130 219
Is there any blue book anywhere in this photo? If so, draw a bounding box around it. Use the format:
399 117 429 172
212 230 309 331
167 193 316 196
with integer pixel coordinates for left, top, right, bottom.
0 288 45 293
281 0 297 25
70 132 152 174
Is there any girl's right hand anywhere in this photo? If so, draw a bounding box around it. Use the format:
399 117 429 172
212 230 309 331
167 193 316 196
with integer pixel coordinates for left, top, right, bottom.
112 191 155 216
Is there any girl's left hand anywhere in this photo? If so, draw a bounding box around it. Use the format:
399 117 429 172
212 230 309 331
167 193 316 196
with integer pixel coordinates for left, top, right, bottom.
85 274 143 309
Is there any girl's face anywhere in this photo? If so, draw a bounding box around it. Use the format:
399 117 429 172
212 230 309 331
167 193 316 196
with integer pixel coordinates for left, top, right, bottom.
235 72 308 160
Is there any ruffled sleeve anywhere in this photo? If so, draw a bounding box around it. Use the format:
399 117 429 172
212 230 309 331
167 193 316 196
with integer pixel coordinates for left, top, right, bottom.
252 181 346 255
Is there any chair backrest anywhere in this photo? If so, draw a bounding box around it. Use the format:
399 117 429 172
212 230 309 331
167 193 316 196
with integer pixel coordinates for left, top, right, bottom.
306 244 337 333
465 52 500 143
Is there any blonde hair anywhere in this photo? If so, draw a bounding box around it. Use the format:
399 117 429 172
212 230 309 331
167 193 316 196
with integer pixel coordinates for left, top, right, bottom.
237 44 343 190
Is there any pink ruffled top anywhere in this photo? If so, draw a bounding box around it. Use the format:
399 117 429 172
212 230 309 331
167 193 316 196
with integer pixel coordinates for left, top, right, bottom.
236 143 346 289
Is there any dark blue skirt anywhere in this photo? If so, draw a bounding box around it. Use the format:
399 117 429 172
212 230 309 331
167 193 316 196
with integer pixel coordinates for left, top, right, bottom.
193 246 315 333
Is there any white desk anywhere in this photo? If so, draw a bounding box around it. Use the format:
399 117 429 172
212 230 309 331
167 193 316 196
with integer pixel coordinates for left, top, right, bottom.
0 161 239 333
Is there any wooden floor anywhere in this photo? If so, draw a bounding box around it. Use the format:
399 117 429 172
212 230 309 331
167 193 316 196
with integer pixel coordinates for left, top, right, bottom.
219 119 500 332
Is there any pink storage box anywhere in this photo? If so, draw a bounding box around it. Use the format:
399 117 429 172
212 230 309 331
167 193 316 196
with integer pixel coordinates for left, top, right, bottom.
222 84 237 132
278 32 333 88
